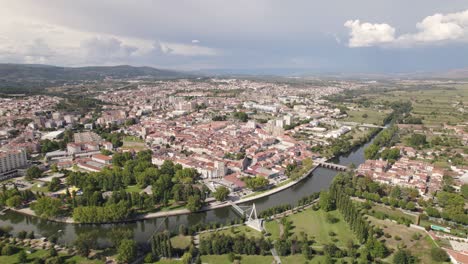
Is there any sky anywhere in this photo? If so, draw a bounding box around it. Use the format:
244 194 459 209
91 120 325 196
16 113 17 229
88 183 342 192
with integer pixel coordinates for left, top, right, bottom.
1 0 468 74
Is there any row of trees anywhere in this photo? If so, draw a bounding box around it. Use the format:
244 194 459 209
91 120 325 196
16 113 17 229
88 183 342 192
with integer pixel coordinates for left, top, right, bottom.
329 183 370 243
243 176 269 191
0 186 35 208
150 231 173 259
72 200 132 223
199 233 271 256
364 125 399 159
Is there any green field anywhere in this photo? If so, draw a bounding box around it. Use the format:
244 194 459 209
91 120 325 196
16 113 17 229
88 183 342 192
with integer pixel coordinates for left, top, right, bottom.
122 136 147 150
201 254 274 264
266 208 356 247
265 220 280 240
369 204 417 224
363 84 468 125
200 225 262 240
201 254 355 264
123 136 144 142
344 108 389 125
367 215 449 264
170 235 192 250
0 248 103 264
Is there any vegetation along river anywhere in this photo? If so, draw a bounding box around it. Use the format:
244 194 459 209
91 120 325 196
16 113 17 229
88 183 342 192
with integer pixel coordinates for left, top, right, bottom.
0 129 381 247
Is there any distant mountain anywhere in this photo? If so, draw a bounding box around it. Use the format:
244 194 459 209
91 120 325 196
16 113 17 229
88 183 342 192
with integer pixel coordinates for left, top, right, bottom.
0 63 190 93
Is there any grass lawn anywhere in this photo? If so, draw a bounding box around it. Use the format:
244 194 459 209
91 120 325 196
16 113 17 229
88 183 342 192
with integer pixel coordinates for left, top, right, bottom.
366 215 448 264
154 259 183 264
201 254 354 264
29 181 50 193
282 254 355 264
274 208 356 247
123 136 144 142
344 108 389 125
200 225 263 240
369 205 417 224
125 185 143 193
0 248 103 264
158 202 186 212
170 235 192 250
265 220 280 240
201 254 274 264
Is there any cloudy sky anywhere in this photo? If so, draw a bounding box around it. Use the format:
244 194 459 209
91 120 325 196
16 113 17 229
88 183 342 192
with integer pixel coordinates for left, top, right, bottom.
1 0 468 73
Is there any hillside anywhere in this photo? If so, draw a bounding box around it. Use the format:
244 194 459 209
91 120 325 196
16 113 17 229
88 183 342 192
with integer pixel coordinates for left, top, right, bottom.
0 64 188 93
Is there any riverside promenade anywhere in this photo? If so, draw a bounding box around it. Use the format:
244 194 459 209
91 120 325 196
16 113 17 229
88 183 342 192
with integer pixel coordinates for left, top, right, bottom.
9 164 322 224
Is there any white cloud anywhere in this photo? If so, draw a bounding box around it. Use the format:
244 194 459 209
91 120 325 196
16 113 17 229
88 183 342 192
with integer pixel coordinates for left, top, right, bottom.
344 20 395 47
345 9 468 47
0 9 219 66
191 39 200 43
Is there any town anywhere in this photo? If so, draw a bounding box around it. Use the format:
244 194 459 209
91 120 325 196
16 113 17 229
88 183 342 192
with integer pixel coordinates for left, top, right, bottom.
0 74 467 263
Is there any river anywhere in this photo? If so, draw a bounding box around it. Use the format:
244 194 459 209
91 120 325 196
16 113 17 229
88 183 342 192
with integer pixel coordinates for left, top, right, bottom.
0 131 378 247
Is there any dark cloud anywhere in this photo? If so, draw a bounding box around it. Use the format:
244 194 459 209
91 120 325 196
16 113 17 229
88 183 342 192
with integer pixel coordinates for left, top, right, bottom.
1 0 468 72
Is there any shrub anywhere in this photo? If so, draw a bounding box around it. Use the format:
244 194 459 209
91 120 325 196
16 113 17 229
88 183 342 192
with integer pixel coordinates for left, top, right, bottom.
430 247 449 262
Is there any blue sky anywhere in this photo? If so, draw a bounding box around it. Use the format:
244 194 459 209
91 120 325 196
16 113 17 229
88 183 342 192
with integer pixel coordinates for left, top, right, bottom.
1 0 468 74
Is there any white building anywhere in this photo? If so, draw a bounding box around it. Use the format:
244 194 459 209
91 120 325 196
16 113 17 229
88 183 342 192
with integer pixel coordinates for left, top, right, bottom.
0 149 28 180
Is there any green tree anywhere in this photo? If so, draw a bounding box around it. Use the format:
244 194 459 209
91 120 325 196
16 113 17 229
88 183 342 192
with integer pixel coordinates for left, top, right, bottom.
49 247 58 257
18 250 28 263
187 195 203 212
31 197 62 218
319 191 334 211
6 195 22 208
26 166 43 180
393 249 416 264
364 144 380 160
430 247 449 262
244 176 269 191
406 134 427 148
48 177 61 192
1 244 15 255
213 186 230 201
117 239 137 263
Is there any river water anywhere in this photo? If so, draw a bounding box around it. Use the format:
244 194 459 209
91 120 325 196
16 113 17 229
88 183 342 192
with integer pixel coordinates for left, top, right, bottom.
0 134 376 247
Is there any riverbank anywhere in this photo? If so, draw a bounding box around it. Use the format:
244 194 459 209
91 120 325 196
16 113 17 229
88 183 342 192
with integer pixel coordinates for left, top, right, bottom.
8 164 321 224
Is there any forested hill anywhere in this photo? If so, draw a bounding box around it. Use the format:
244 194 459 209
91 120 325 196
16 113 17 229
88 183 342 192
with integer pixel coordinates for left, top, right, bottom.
0 63 189 93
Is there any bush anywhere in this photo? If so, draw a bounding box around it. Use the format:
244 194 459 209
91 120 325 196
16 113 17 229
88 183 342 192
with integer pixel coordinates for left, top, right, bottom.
394 235 401 241
1 244 15 255
430 247 449 262
144 253 155 263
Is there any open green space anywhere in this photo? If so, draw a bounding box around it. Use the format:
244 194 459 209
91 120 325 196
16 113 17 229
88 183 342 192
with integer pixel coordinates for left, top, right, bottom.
265 220 280 240
125 185 143 193
344 108 389 125
29 181 50 193
201 254 355 264
154 259 183 264
0 248 103 264
123 136 144 142
200 225 263 240
201 254 274 264
170 235 192 250
282 254 355 264
366 215 449 264
363 84 468 125
369 204 417 224
266 208 356 247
